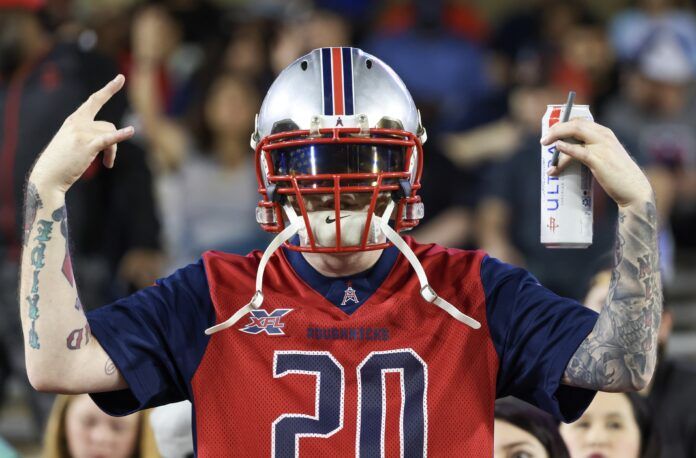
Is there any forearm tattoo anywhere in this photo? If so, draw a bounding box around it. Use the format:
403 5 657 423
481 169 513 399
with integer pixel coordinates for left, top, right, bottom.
23 185 78 351
563 201 662 390
26 217 53 349
66 323 91 350
23 182 43 247
51 206 74 287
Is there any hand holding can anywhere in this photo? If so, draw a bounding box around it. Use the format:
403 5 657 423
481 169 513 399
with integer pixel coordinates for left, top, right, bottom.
542 119 654 208
540 103 594 248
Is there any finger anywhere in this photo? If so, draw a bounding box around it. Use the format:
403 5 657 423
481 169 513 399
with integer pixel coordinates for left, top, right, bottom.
547 140 589 176
76 75 125 120
90 125 134 153
102 144 117 169
540 118 604 146
92 120 117 132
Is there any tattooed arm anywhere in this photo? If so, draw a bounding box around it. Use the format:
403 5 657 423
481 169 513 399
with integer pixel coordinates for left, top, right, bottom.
20 76 133 393
541 119 662 392
562 200 661 390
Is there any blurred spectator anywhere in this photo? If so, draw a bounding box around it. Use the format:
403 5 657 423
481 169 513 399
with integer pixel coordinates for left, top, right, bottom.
584 266 696 458
609 0 696 66
131 8 270 271
0 0 161 431
550 15 617 112
469 82 615 299
270 8 352 75
363 0 490 132
361 0 491 248
602 28 696 283
494 397 570 458
560 391 660 458
43 394 159 458
150 401 194 458
372 0 489 44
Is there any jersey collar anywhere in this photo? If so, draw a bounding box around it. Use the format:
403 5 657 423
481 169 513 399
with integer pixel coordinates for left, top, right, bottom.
282 245 399 314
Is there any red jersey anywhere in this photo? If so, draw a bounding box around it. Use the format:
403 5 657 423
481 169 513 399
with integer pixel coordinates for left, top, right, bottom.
88 238 598 457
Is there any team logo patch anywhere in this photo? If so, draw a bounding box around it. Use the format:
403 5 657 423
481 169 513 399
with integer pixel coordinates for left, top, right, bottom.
341 285 359 305
240 309 293 335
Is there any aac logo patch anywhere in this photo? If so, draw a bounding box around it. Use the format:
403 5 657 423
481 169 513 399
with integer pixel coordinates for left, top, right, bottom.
239 309 292 335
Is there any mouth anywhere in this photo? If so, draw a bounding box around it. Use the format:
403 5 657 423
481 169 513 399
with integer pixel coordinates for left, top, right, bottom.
587 453 607 458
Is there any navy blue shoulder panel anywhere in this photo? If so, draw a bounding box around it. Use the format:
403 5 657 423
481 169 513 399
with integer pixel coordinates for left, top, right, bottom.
480 255 599 422
87 260 214 416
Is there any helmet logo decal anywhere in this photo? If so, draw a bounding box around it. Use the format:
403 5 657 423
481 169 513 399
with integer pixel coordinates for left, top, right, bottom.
321 47 355 116
335 117 343 126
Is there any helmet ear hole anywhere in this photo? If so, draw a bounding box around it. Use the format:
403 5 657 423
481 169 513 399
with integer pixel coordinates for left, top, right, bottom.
271 119 300 134
366 59 373 69
300 61 308 71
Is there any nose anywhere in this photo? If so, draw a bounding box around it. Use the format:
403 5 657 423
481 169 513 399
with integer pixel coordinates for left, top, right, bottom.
585 423 610 447
90 423 114 448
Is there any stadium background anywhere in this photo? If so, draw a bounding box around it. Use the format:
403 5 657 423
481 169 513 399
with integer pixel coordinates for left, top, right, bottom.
1 0 696 455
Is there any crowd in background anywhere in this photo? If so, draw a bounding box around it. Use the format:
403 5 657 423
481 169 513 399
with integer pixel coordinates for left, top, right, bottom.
1 0 696 455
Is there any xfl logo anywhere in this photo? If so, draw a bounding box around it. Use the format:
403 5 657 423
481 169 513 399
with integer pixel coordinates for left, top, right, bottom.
240 309 292 335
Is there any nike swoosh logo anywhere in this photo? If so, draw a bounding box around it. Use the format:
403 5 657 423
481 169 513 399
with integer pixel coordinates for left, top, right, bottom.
325 215 349 224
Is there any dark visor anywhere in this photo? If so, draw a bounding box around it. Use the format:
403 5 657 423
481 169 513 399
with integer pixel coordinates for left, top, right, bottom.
271 143 406 176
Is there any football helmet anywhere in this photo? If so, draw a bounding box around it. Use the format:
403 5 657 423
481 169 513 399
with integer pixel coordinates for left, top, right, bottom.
205 47 480 335
252 47 426 253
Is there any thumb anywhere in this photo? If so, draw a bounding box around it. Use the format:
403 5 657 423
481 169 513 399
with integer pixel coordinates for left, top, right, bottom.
547 140 588 176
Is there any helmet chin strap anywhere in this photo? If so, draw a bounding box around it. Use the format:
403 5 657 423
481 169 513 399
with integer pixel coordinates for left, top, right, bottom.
378 200 481 329
205 204 302 335
205 199 480 335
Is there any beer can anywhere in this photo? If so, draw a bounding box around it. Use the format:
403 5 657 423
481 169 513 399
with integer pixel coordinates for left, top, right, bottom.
540 104 593 248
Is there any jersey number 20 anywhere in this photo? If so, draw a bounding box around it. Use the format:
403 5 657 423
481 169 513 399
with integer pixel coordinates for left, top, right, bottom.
272 348 428 458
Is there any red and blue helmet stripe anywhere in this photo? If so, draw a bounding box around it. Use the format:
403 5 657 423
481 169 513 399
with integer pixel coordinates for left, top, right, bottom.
321 47 355 116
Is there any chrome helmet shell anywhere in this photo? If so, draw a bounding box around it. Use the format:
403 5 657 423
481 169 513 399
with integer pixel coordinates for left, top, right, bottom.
252 47 426 253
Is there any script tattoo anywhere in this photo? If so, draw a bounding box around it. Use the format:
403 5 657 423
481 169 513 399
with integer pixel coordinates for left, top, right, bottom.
26 218 54 349
563 201 662 390
23 182 43 247
104 358 116 376
51 206 74 287
66 323 91 350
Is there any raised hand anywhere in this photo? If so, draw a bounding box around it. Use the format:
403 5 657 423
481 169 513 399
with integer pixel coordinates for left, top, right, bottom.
546 120 663 392
540 118 653 207
30 75 135 193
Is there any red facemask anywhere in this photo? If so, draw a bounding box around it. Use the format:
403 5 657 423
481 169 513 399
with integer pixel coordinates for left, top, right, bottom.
255 126 424 253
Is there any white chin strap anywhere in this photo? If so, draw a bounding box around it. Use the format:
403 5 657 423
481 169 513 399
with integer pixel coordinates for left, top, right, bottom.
204 204 302 335
377 200 480 329
205 200 480 335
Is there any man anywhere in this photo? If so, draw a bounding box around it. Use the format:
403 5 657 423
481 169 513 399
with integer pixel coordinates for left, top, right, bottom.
21 48 660 456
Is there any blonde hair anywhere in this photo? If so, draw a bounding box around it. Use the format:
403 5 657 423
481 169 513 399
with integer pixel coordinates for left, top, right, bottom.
42 394 160 458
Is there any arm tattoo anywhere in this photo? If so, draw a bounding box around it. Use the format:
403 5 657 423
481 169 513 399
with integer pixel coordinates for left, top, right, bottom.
105 358 116 376
66 323 91 350
23 182 43 247
26 216 54 350
563 201 662 391
51 206 74 287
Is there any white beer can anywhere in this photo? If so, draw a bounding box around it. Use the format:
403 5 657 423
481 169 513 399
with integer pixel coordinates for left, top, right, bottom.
540 104 593 248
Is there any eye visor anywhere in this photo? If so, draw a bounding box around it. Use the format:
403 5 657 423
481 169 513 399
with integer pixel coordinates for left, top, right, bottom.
271 142 405 176
259 127 420 193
